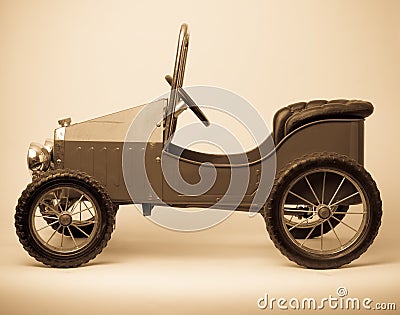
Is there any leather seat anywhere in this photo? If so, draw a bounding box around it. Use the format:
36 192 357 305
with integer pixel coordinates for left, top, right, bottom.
273 99 374 144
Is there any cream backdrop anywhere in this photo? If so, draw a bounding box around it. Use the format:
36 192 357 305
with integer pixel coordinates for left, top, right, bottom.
1 0 399 314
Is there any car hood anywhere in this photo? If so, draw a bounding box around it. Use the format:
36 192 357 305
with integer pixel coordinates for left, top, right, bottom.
62 99 167 143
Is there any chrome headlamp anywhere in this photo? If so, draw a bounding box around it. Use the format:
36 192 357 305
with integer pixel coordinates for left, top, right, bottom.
27 140 53 171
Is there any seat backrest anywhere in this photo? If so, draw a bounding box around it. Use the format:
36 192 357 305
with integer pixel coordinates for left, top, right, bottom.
273 99 374 144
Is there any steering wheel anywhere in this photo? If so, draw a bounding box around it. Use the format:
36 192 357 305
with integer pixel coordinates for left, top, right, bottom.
164 24 210 141
165 75 210 127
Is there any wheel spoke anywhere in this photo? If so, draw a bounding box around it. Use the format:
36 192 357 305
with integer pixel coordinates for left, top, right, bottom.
321 172 326 204
320 223 324 251
60 227 65 248
334 211 366 215
67 226 78 248
331 215 358 233
327 219 343 247
300 225 317 247
73 220 96 226
305 175 320 204
330 192 360 207
71 207 94 217
288 191 317 207
69 195 84 214
82 202 94 217
52 192 64 213
46 225 61 244
72 225 90 238
328 176 346 206
36 220 59 232
64 188 70 212
35 215 58 220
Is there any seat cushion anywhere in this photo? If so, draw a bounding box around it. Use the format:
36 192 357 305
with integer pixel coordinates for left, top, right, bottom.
273 99 374 144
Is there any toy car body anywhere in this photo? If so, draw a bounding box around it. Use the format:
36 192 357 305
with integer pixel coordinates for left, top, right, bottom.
16 24 382 269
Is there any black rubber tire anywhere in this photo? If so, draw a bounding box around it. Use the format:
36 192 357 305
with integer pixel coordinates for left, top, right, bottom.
287 205 348 239
263 152 382 269
15 169 116 268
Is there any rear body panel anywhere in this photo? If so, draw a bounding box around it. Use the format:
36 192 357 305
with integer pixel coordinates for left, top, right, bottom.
276 119 364 170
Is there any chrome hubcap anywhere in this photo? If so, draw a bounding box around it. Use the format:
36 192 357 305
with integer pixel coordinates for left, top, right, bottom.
317 204 331 220
59 213 73 226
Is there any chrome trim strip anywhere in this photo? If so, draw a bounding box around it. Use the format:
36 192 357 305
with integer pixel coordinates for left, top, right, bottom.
55 127 65 141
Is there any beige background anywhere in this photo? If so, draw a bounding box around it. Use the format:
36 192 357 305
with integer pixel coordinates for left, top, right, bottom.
1 0 399 314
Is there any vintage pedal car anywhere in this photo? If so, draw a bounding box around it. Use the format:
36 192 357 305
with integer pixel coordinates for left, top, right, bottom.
15 24 382 269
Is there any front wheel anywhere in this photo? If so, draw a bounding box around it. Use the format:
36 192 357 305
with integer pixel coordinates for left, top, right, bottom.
15 170 116 268
264 152 382 269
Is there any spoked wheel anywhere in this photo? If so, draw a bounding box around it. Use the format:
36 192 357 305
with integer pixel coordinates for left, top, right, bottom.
38 193 95 238
264 152 382 269
35 187 98 248
15 170 115 268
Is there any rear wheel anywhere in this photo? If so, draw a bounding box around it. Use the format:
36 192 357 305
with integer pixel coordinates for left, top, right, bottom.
15 170 115 268
264 152 382 269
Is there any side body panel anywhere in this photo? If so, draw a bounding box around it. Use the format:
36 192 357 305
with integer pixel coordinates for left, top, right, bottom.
160 152 263 208
63 141 163 203
276 119 364 171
